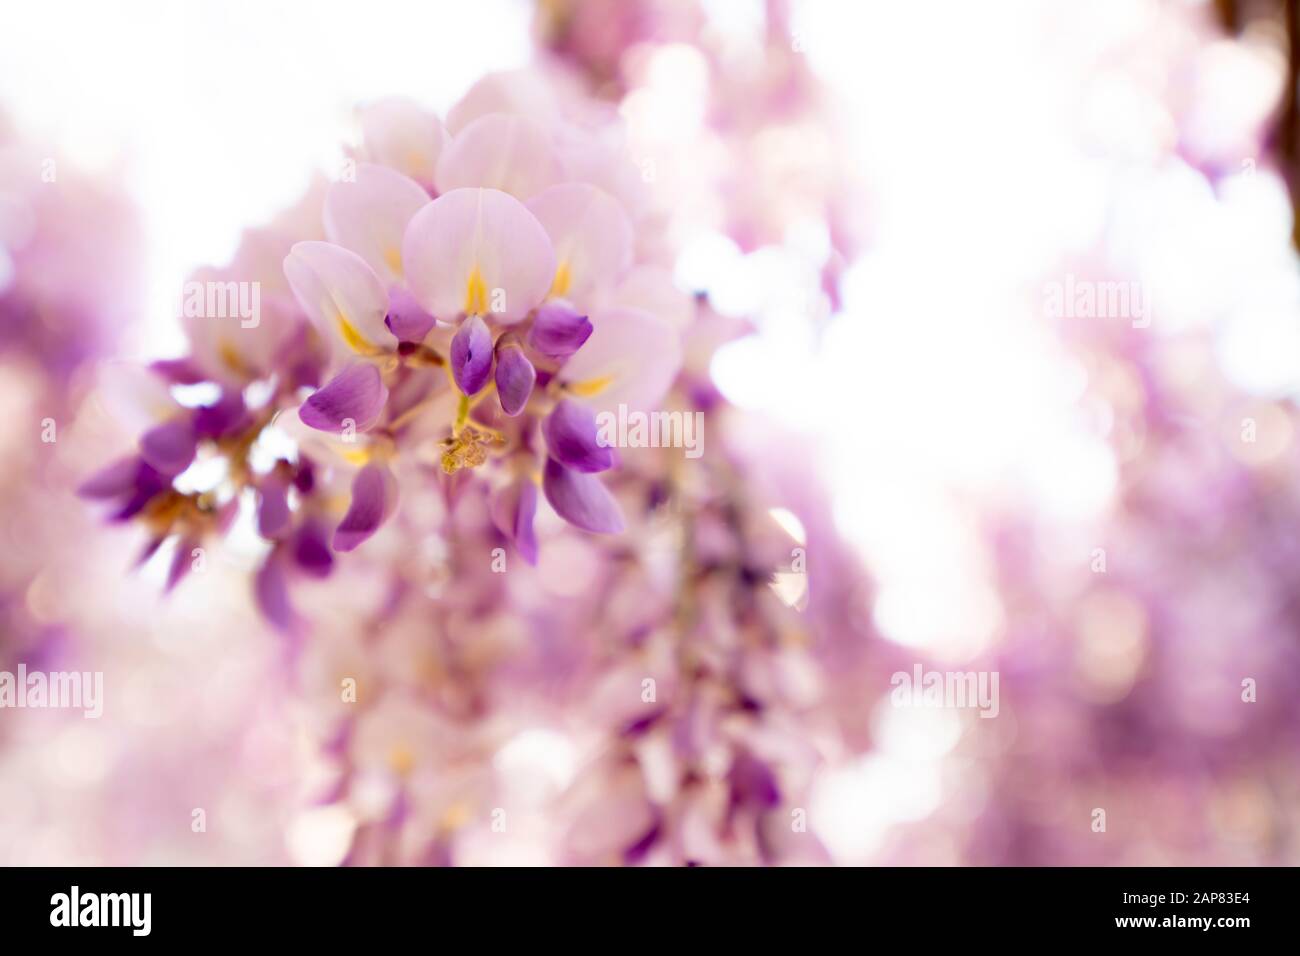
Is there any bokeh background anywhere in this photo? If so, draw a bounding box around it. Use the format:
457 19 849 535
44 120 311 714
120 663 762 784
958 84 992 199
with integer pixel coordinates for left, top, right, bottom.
1 0 1297 864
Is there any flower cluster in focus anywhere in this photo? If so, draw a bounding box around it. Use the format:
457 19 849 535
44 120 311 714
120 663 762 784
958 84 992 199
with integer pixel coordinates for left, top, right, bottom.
81 82 688 632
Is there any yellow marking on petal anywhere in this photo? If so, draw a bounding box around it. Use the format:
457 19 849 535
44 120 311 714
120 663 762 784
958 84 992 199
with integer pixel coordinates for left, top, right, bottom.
337 314 377 354
550 260 572 298
463 266 488 316
337 446 372 466
568 373 614 398
388 743 415 776
218 339 248 376
383 246 403 278
440 801 472 831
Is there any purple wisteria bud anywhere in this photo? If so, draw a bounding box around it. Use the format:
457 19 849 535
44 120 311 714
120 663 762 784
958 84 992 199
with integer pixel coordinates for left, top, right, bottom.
450 313 493 395
494 334 536 416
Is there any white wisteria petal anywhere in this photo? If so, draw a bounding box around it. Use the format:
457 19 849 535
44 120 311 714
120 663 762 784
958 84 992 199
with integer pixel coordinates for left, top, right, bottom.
444 70 562 134
180 266 300 387
435 113 563 200
598 264 696 331
559 307 683 416
96 361 177 432
554 124 649 221
324 163 430 284
284 241 391 354
527 183 634 302
358 98 447 187
401 187 556 324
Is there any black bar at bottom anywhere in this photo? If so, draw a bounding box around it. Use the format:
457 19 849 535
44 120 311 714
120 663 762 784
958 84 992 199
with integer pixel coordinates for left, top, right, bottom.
0 866 1280 942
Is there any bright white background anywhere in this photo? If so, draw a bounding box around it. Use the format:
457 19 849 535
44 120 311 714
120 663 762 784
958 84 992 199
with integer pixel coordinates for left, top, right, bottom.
0 0 533 358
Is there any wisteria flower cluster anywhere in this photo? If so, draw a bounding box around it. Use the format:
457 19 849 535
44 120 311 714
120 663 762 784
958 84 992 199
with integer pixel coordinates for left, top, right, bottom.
81 86 686 630
64 50 869 863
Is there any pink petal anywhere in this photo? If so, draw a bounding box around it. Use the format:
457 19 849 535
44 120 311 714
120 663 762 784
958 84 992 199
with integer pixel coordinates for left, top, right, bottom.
333 463 398 552
554 124 650 221
324 163 430 284
283 241 391 353
179 276 305 389
542 457 625 534
435 113 563 200
358 98 447 187
402 187 556 324
96 361 178 433
559 307 683 416
526 183 633 302
298 363 389 433
599 265 695 331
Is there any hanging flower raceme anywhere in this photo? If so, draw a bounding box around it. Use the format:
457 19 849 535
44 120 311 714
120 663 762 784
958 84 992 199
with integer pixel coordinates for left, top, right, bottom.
81 87 683 629
70 62 864 869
